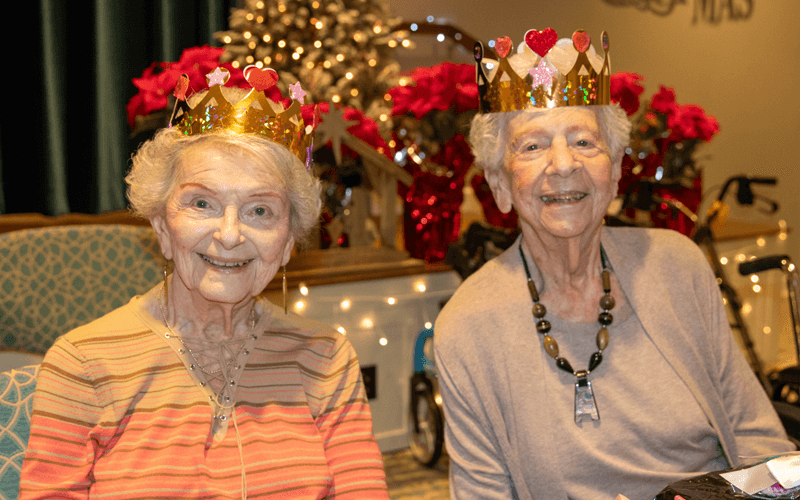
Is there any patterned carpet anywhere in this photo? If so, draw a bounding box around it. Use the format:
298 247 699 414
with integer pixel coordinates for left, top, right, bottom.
382 448 450 500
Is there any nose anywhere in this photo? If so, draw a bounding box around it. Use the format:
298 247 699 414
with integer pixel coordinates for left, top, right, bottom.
547 139 578 177
214 206 245 249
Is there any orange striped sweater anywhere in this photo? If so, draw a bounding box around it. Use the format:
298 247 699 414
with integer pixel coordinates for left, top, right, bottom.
20 296 389 499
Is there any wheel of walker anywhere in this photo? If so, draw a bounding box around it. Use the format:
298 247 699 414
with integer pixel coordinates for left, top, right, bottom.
408 383 444 467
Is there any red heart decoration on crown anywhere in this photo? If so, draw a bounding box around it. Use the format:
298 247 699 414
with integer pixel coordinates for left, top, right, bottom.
244 66 279 91
524 28 558 57
495 37 513 58
572 30 591 53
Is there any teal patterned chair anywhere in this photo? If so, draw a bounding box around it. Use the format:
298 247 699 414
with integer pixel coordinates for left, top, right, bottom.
0 365 38 500
0 224 165 354
0 224 164 499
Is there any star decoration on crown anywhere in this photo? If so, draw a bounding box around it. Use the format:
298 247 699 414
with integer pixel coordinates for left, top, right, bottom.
206 67 230 87
529 61 557 90
289 82 307 104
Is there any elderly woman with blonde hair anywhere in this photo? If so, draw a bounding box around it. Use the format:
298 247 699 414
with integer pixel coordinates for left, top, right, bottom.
433 30 793 500
20 72 389 499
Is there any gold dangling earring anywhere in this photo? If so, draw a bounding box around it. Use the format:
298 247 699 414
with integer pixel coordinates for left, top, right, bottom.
163 263 169 310
282 266 288 315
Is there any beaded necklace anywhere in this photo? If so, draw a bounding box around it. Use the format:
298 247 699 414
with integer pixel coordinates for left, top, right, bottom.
518 243 615 423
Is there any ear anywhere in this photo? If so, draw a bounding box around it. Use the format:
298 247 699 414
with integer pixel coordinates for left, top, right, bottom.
281 234 295 267
484 166 513 214
611 155 623 197
151 215 174 261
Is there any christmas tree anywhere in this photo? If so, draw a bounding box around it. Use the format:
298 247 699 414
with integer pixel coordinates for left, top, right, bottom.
215 0 408 134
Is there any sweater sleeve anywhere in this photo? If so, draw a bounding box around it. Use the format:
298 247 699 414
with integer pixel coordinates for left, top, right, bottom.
434 314 516 500
19 338 102 499
315 334 389 499
700 256 796 460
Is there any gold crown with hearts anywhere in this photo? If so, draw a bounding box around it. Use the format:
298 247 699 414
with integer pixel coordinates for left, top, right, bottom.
169 66 313 164
474 29 610 113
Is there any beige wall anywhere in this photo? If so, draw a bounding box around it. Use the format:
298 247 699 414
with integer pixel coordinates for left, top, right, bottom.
391 0 799 266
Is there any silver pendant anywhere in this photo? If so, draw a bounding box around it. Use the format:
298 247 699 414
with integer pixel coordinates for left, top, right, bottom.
574 370 600 423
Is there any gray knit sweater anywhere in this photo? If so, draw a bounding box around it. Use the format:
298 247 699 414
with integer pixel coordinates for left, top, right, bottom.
434 227 794 500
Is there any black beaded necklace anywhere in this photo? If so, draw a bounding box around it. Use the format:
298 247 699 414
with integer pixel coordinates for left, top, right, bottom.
518 243 615 423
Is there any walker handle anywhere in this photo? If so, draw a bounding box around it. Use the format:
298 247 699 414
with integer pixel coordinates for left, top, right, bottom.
738 255 791 276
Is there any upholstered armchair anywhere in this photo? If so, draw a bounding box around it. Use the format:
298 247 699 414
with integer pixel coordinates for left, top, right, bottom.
0 365 38 499
0 224 165 355
0 218 164 499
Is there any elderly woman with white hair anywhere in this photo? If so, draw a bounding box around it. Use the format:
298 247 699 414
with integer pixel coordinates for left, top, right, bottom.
433 29 793 500
20 71 389 499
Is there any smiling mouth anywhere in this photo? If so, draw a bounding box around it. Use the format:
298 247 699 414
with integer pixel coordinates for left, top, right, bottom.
199 254 254 269
540 192 588 204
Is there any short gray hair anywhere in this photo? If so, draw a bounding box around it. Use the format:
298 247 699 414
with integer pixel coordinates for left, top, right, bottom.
126 111 321 243
468 104 631 175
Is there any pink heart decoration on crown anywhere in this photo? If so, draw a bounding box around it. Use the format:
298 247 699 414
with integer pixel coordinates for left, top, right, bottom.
524 28 558 57
244 66 279 91
572 30 591 53
495 37 512 58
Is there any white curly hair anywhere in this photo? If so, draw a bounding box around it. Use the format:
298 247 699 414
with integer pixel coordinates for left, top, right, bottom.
469 105 632 177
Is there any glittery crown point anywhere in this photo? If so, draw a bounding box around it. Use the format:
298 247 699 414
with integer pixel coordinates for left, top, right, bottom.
476 28 611 113
495 37 513 59
170 67 313 163
572 31 591 53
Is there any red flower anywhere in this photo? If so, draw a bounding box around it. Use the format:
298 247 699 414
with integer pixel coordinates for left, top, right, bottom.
175 46 226 93
389 62 477 119
650 86 678 115
610 72 645 116
667 104 720 142
128 64 183 127
126 45 298 130
177 46 225 71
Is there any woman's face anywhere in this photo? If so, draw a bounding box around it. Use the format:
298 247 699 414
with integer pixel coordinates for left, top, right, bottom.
492 108 619 241
152 144 294 306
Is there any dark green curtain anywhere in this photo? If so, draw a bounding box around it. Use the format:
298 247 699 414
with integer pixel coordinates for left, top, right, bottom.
0 0 236 215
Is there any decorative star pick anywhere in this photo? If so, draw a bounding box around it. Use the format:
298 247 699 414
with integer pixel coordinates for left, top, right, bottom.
289 82 307 104
173 74 190 101
529 61 557 90
206 67 230 87
314 103 357 166
168 74 191 126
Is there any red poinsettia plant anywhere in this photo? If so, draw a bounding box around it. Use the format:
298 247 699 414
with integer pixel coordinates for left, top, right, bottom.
127 46 257 131
610 72 720 235
388 62 517 261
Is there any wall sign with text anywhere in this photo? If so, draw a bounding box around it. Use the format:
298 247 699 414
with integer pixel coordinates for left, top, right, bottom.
601 0 753 24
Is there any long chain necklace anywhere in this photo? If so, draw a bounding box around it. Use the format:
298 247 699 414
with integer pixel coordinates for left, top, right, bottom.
518 243 615 423
158 283 257 420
